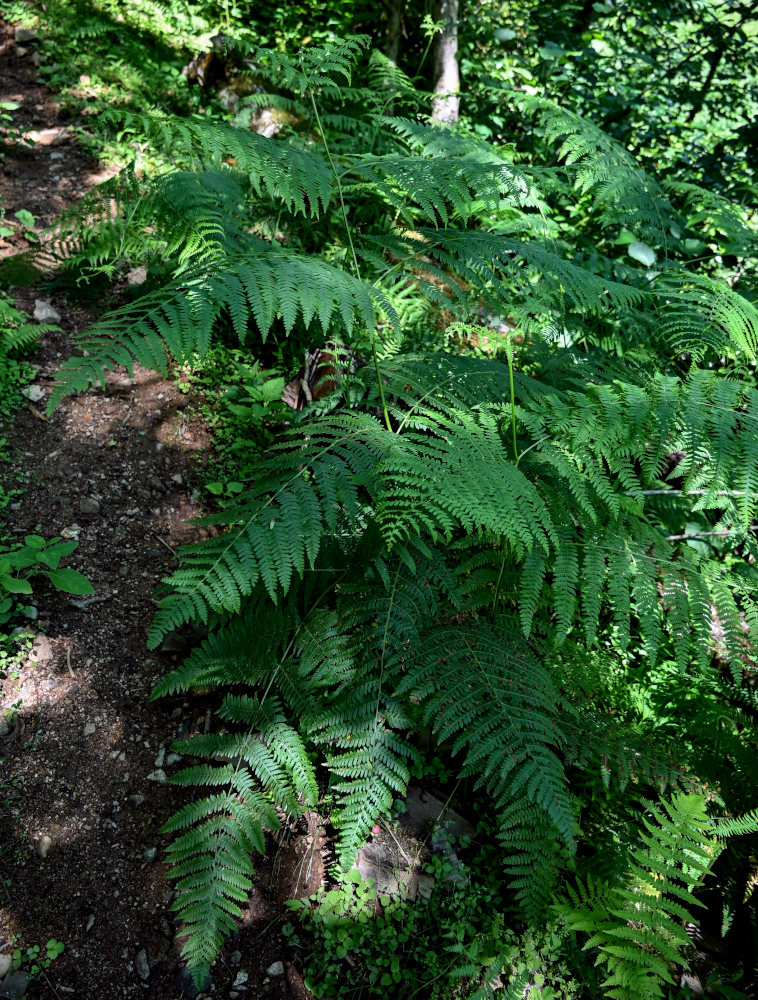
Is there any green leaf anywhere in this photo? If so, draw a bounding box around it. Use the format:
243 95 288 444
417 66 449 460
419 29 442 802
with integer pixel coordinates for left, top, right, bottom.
0 575 33 595
43 568 95 595
628 240 656 266
14 209 35 229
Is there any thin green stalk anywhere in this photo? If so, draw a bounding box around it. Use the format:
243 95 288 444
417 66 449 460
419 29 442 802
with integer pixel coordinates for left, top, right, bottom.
306 74 392 431
506 347 519 466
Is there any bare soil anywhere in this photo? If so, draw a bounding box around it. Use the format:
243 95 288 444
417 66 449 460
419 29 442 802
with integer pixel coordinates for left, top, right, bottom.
0 19 319 1000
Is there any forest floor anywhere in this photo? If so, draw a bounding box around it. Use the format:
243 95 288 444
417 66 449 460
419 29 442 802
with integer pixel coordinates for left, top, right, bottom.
0 19 321 1000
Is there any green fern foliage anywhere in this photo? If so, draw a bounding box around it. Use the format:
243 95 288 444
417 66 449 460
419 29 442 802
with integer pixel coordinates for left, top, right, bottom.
558 794 719 1000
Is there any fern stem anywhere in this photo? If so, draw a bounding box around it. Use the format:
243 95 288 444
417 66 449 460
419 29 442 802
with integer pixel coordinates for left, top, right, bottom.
505 346 519 467
305 74 392 433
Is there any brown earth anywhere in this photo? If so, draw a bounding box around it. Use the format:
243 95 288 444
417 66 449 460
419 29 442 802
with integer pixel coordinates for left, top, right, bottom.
0 19 320 1000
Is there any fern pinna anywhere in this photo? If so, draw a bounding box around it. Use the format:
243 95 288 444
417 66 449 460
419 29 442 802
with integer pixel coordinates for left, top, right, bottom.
37 32 758 994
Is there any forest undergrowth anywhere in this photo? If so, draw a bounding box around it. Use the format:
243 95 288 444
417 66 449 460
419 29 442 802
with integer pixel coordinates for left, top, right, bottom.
2 2 758 999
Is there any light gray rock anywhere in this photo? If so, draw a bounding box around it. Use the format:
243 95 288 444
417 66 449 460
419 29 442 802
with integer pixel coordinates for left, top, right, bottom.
147 769 166 783
0 971 30 999
33 300 60 323
14 26 37 42
136 948 150 981
0 955 12 978
265 963 283 977
29 634 53 663
127 793 145 808
78 497 100 515
21 385 45 403
126 266 147 286
154 747 165 768
234 970 250 984
84 722 96 736
166 752 182 766
86 914 95 932
142 847 157 863
36 834 53 858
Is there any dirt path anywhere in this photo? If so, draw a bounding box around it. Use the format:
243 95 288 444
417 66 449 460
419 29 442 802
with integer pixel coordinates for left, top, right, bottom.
0 20 316 1000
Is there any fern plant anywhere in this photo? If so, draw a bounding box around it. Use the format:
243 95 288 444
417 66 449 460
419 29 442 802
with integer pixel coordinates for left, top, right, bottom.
35 32 758 993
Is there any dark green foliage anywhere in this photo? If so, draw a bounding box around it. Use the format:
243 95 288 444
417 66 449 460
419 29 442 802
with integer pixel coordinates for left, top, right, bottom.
36 28 758 995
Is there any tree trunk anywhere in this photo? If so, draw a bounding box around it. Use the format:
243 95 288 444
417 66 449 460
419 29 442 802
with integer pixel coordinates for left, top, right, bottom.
383 0 403 67
431 0 460 123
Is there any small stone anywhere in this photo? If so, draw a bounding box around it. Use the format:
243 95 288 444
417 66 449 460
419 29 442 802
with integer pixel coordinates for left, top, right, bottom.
21 385 45 402
154 747 166 768
229 993 239 1000
36 834 53 858
0 954 12 978
21 606 38 620
148 475 166 492
230 951 241 967
14 26 37 42
128 793 145 808
33 299 60 323
0 717 9 738
143 847 157 863
147 769 166 783
84 722 96 736
0 971 30 1000
136 948 150 981
50 151 64 160
234 970 250 985
171 473 183 485
79 497 100 515
119 565 129 576
61 524 81 540
29 634 53 663
126 266 147 286
86 914 95 932
166 752 182 766
265 962 283 977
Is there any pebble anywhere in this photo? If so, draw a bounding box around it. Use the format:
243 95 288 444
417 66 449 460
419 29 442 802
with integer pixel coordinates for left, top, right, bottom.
86 914 95 932
84 722 96 736
147 769 166 783
234 970 250 986
33 299 60 323
154 747 166 768
126 266 147 285
128 793 145 807
21 385 45 403
266 962 284 977
171 473 183 485
166 752 182 766
142 847 157 863
0 971 30 1000
79 497 100 515
14 26 37 41
36 834 53 858
136 948 150 981
29 634 53 663
21 606 38 620
230 951 241 966
0 955 11 978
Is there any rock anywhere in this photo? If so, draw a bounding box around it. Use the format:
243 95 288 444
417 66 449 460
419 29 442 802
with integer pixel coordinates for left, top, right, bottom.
230 951 241 967
171 473 183 485
84 722 96 736
154 747 166 768
29 634 53 663
127 793 145 808
136 948 150 981
14 26 37 42
0 971 30 999
61 524 81 540
78 497 100 515
0 955 12 978
36 834 53 858
142 847 157 863
21 606 38 621
33 300 60 323
148 474 166 493
147 769 166 783
160 631 188 654
265 963 283 978
86 914 95 932
126 266 147 286
166 752 182 766
0 717 9 738
21 385 45 403
234 970 250 985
